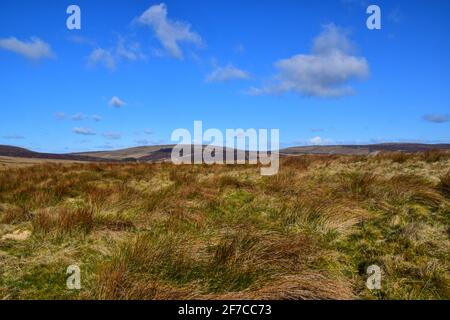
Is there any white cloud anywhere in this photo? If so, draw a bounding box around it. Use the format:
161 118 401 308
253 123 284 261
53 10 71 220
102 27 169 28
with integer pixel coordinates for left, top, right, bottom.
250 24 369 97
70 113 87 121
108 96 126 108
308 136 334 145
86 37 145 71
0 37 54 61
206 65 250 83
102 132 121 140
309 136 323 145
73 127 96 136
116 37 146 61
92 115 102 122
422 114 449 123
87 48 116 70
137 3 203 59
312 24 355 55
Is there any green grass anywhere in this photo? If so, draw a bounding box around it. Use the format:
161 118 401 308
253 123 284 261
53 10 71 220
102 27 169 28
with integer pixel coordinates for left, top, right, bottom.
0 153 449 300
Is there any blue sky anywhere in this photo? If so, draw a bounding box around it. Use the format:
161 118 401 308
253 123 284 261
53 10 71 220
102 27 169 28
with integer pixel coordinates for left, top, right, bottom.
0 0 449 152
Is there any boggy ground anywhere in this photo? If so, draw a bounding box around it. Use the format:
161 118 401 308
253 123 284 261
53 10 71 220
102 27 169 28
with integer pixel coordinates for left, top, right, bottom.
0 151 449 300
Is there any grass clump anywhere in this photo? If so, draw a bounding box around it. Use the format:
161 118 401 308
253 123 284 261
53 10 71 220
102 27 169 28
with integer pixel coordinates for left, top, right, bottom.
438 171 450 198
33 205 94 236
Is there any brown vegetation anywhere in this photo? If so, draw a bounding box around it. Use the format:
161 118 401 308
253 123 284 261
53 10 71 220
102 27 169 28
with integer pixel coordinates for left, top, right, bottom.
0 153 449 300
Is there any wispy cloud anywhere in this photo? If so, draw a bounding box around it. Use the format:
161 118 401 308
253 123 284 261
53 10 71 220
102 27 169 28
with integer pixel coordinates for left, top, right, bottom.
54 112 66 120
0 37 54 61
102 132 121 140
92 115 102 122
73 127 96 136
68 35 96 46
116 37 146 61
234 44 245 54
136 3 204 59
135 139 151 145
134 129 154 136
388 8 403 23
422 114 449 123
56 112 102 122
108 96 126 108
75 139 91 144
70 113 87 121
87 48 116 70
2 134 25 140
206 64 249 83
248 24 369 97
86 37 145 71
134 138 166 145
96 144 116 150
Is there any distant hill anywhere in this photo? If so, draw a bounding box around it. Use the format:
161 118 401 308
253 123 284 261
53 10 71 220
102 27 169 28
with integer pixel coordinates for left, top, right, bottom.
280 143 450 155
0 145 113 162
74 143 450 160
1 143 450 163
75 145 256 162
72 145 175 161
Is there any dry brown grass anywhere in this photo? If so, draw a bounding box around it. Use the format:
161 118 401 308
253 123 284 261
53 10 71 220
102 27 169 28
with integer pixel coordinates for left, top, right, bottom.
439 171 450 198
337 171 377 200
33 206 94 235
280 155 313 170
214 274 354 300
0 203 32 224
374 152 411 163
420 150 450 163
0 153 449 300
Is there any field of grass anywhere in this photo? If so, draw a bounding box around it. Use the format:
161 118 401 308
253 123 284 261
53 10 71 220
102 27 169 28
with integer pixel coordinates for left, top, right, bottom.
0 151 449 300
0 156 86 169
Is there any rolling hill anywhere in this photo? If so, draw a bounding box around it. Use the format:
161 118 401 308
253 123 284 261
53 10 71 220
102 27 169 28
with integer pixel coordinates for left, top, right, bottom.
279 143 450 155
0 145 110 162
1 143 450 163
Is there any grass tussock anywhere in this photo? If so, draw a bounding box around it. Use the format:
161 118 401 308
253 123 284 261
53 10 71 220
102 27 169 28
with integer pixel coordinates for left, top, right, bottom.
280 156 313 170
0 203 32 224
375 152 410 163
0 153 449 300
337 171 377 200
33 206 94 236
95 230 334 300
420 150 450 163
438 171 450 198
